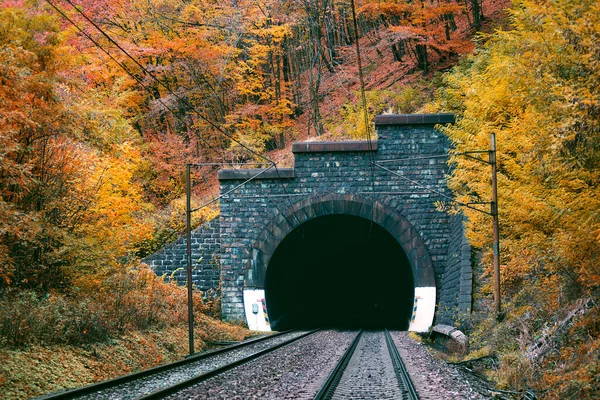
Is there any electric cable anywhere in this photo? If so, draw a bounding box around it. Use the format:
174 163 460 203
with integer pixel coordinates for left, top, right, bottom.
49 0 301 223
350 0 377 237
62 0 272 166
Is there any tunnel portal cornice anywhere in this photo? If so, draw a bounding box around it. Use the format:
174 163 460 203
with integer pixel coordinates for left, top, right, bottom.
218 140 378 181
374 113 456 126
292 140 377 153
217 168 295 180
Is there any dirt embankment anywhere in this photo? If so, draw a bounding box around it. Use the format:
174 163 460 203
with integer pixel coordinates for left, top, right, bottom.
0 317 250 400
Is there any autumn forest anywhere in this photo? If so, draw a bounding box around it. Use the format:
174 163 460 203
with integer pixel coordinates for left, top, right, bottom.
1 0 599 398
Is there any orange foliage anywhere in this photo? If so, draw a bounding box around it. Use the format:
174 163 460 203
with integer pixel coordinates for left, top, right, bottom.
0 5 153 290
359 0 475 71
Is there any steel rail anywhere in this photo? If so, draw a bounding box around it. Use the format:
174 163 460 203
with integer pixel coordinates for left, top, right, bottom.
138 329 321 399
385 330 419 400
36 330 298 400
313 330 363 400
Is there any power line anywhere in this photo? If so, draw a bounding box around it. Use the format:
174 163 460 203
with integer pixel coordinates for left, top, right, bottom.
377 154 453 163
44 0 235 166
45 0 273 221
57 0 303 224
350 0 377 236
62 0 274 166
374 162 492 216
50 0 333 230
190 165 276 212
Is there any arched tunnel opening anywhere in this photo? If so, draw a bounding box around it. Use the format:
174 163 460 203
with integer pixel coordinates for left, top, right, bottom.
265 214 414 330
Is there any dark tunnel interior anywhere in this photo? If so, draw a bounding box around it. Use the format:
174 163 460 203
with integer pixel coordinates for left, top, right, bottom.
265 214 414 330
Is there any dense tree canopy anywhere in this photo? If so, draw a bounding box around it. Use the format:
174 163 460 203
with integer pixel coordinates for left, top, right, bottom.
0 0 479 291
432 0 599 396
0 5 153 290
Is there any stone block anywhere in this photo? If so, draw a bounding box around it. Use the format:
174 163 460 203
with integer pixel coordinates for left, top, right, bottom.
432 324 469 355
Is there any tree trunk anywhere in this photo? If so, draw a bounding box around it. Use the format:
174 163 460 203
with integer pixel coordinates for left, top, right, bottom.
324 2 338 65
304 0 325 136
415 43 428 74
282 35 291 83
471 0 481 30
391 40 405 62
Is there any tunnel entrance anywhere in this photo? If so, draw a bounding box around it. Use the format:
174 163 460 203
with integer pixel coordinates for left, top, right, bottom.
265 214 414 330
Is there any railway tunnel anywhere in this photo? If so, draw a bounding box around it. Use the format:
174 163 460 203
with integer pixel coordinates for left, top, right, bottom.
144 115 469 333
264 214 414 331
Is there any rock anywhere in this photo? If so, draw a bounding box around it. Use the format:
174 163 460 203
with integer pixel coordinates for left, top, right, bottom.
431 324 469 355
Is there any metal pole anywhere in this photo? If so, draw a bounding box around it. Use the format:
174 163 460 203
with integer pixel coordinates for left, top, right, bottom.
490 133 501 317
186 163 195 356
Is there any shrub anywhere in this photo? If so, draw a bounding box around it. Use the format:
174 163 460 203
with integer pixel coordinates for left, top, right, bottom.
0 265 205 347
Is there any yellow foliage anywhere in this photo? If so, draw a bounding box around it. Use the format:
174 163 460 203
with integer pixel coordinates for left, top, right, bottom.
78 142 154 264
432 0 600 396
436 0 600 292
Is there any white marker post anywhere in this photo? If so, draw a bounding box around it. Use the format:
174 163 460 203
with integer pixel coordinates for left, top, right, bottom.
243 289 272 331
408 287 436 332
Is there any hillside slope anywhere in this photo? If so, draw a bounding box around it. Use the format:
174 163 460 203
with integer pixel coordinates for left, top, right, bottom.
267 0 511 167
428 0 600 398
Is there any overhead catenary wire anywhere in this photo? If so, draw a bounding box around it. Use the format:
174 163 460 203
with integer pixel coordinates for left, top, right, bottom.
377 151 493 164
190 162 272 167
73 0 301 227
61 0 272 166
43 0 258 215
374 162 493 216
190 165 276 212
350 0 377 237
43 0 234 167
104 0 299 220
376 153 453 163
64 0 300 215
47 0 300 220
61 0 296 208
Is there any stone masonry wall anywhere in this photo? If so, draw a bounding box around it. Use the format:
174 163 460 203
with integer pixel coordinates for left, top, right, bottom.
144 114 472 327
142 218 220 293
219 115 458 322
438 213 472 327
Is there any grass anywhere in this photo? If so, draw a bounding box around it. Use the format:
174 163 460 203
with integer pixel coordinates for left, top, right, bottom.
0 318 250 399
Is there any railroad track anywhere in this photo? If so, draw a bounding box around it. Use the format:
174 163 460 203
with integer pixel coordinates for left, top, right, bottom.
385 329 420 400
37 329 318 400
315 329 419 400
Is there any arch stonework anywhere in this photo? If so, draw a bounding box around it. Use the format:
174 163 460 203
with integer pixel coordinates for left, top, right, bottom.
245 193 435 289
243 193 438 332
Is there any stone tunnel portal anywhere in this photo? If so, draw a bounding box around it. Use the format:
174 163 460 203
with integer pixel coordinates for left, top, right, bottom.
264 214 414 331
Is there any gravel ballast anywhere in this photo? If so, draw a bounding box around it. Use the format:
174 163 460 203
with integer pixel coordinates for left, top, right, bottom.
166 330 357 400
74 331 309 400
390 331 487 400
331 331 404 400
64 329 489 400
